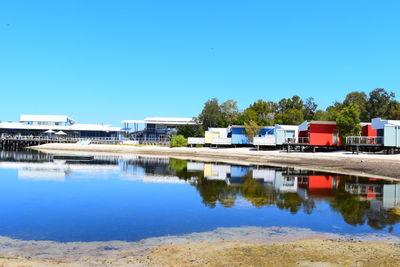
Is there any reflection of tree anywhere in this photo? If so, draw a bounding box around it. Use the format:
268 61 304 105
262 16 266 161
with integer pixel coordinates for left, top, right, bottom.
331 191 369 226
167 159 400 230
195 176 238 208
276 193 304 214
366 209 400 230
240 175 276 207
168 158 195 180
303 199 316 214
331 181 400 229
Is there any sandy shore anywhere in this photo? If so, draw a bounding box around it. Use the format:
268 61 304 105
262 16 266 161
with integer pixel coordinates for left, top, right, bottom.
0 227 399 266
31 143 400 179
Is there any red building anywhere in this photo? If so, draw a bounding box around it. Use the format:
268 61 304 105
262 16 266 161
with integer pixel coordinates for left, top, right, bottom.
298 175 340 197
361 124 377 137
298 121 341 146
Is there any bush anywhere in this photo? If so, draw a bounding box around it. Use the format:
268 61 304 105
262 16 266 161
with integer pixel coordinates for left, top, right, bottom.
170 135 188 147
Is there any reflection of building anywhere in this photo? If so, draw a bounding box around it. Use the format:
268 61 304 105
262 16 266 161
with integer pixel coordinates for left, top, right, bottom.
345 182 383 200
186 162 204 172
0 161 120 181
230 166 250 184
383 184 400 210
298 175 340 199
203 163 231 181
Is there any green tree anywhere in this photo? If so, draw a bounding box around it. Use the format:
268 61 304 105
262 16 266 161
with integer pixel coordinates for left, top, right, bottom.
198 98 223 129
220 99 240 126
275 109 304 125
170 135 188 147
368 88 396 119
275 96 305 124
177 124 204 138
237 108 258 125
336 104 361 144
245 99 277 125
303 97 318 121
325 101 344 121
343 91 369 122
278 95 304 111
389 101 400 120
313 110 330 121
244 120 262 142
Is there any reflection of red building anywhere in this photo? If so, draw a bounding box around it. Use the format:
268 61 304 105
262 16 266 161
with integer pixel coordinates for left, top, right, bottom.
345 182 383 200
361 124 377 137
298 175 340 197
298 121 341 146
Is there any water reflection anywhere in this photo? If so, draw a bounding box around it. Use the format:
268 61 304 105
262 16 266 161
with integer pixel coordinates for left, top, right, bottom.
1 150 400 236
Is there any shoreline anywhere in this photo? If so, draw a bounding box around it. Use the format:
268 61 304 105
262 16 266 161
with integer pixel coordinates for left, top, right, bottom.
0 227 399 266
31 143 400 180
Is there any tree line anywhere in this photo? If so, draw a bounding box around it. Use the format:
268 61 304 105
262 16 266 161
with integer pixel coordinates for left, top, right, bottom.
183 88 400 141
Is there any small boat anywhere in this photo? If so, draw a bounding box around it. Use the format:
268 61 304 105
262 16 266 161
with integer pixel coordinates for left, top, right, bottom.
53 154 94 160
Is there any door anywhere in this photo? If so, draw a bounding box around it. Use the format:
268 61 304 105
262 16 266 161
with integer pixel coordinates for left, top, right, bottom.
333 131 339 145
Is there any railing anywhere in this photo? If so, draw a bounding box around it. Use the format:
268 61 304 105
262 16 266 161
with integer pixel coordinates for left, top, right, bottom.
345 183 383 195
0 135 173 146
0 136 122 144
284 137 310 144
188 137 205 145
211 138 232 145
346 136 384 145
253 136 275 146
124 138 170 146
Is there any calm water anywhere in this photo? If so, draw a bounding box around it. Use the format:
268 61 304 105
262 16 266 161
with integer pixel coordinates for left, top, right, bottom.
0 150 399 242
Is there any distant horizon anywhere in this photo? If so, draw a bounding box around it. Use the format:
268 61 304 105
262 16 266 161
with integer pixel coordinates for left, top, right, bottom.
1 0 399 124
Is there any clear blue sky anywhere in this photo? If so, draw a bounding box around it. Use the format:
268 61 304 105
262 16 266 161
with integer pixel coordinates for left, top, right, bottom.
1 0 399 125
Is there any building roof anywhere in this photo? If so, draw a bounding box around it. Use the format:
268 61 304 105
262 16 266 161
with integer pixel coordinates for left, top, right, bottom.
20 114 74 123
275 124 299 130
372 118 400 129
299 121 336 131
309 121 337 125
122 117 196 125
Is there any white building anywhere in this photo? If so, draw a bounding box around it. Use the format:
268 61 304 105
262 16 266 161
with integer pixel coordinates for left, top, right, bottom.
0 114 122 138
122 117 196 140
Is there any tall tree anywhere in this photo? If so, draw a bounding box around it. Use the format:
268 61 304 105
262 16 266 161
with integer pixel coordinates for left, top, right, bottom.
313 110 330 121
303 97 318 121
275 96 305 124
197 98 223 129
275 109 304 125
343 91 369 122
325 101 344 121
368 88 396 119
246 99 277 125
336 104 361 144
220 99 240 126
244 120 262 143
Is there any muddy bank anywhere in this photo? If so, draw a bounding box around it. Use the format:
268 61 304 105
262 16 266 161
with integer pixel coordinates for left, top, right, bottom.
0 227 399 266
31 144 400 179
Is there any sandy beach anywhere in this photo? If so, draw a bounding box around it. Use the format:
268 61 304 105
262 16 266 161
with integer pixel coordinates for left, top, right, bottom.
0 227 399 266
32 143 400 179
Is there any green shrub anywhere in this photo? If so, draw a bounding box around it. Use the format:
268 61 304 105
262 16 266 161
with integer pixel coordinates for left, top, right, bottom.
170 135 188 147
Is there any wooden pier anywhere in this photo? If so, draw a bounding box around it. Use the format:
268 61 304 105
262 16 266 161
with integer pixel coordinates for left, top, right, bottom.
0 136 122 150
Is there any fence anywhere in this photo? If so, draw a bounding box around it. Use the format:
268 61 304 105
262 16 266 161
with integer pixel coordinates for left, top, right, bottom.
284 137 310 144
346 136 384 145
253 136 276 146
188 137 205 145
211 138 232 145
